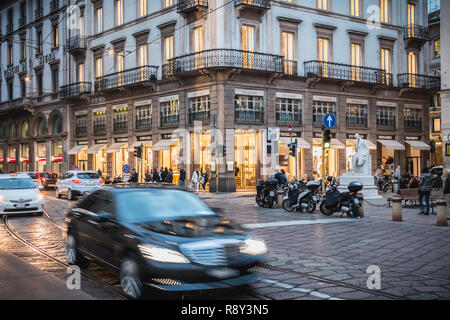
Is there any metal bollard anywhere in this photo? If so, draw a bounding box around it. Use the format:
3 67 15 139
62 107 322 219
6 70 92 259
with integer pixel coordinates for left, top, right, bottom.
356 192 364 217
392 195 402 221
277 189 285 209
436 199 448 227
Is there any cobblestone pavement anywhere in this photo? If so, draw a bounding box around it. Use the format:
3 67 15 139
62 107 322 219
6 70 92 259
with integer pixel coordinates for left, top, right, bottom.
1 189 449 300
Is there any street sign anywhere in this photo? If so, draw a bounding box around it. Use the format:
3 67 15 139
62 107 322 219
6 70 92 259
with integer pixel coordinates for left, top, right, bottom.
122 164 130 173
446 143 450 157
123 173 131 182
72 165 78 170
323 113 336 129
268 127 280 141
288 124 293 135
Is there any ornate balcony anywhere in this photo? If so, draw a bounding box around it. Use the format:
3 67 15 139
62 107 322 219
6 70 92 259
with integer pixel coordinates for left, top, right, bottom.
95 65 158 91
403 25 429 50
235 109 264 123
377 118 396 130
189 110 210 124
6 24 13 34
398 73 440 90
34 7 43 20
162 49 284 78
18 17 26 28
235 0 271 9
304 60 393 86
346 116 368 128
161 114 179 127
66 35 87 55
60 82 91 99
93 123 106 135
276 112 301 124
113 120 128 132
75 126 87 137
177 0 208 14
50 0 59 12
136 118 152 130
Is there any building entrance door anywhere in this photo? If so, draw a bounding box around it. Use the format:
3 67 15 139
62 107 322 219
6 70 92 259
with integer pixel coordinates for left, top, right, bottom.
235 131 258 189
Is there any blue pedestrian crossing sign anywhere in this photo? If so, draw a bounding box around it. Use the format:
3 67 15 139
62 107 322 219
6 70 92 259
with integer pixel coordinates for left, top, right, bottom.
323 113 336 129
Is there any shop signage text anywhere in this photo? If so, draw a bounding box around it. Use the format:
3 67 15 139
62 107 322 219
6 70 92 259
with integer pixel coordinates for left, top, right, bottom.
276 92 303 100
134 99 152 107
3 61 27 78
376 101 397 107
20 157 29 162
235 88 265 97
7 157 16 162
377 135 394 140
188 89 210 99
77 141 89 145
347 133 367 139
52 156 63 162
280 132 301 137
115 137 128 143
405 136 420 141
446 144 450 157
95 139 108 144
161 133 178 140
38 156 47 162
313 95 337 102
137 136 152 142
159 95 179 103
346 98 368 105
0 158 4 163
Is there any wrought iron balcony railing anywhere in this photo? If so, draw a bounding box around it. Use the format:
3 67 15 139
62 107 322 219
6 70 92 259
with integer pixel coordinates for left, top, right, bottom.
283 60 298 76
113 120 128 132
18 17 26 28
304 60 393 86
66 35 87 52
6 24 13 34
136 118 152 129
161 114 179 127
398 73 441 90
404 119 422 131
162 49 284 78
403 24 429 41
60 82 91 98
276 112 301 124
235 109 264 123
93 123 106 135
34 8 43 20
189 110 210 123
177 0 208 13
75 126 87 137
95 65 158 91
50 0 59 12
346 117 368 128
377 118 396 129
234 0 271 9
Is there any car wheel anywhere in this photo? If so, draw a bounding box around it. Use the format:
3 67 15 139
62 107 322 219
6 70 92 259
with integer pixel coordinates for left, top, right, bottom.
282 199 296 212
120 258 144 299
66 234 87 267
68 189 74 201
56 189 62 198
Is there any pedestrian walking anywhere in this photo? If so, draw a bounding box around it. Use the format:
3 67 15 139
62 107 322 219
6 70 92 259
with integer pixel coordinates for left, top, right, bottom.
161 167 168 182
200 169 209 192
418 167 434 216
152 168 160 182
191 169 200 192
178 168 186 187
167 169 173 184
144 170 151 182
97 168 103 178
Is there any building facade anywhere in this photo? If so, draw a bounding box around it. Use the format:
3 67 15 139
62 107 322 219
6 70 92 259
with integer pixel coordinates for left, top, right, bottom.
1 0 441 191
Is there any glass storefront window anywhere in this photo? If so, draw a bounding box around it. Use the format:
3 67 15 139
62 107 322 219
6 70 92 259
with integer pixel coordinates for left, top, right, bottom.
9 123 16 139
113 145 129 178
21 122 29 138
377 106 396 128
36 142 47 172
52 114 63 134
160 100 179 126
76 147 88 171
21 144 29 172
312 139 339 178
94 147 107 177
113 108 128 132
278 139 300 180
235 130 259 189
94 111 107 134
160 141 180 184
191 131 211 175
136 105 152 129
346 104 367 127
51 141 63 175
37 118 47 137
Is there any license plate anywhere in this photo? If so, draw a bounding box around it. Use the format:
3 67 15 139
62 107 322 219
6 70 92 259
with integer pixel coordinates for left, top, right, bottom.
16 203 25 208
207 268 239 279
269 191 275 196
85 182 94 185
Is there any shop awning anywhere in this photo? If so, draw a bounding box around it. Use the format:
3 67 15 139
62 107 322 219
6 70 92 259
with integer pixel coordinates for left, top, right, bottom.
405 140 431 150
152 139 178 151
331 139 345 149
378 140 405 150
86 144 106 154
348 139 377 150
127 141 152 151
105 142 128 153
279 137 310 149
67 145 87 155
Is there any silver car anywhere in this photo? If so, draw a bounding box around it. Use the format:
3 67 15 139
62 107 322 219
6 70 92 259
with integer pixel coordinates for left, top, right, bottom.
56 170 104 200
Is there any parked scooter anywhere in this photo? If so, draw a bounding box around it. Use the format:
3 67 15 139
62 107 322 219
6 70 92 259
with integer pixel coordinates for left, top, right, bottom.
319 182 362 218
282 180 321 213
256 178 279 208
112 176 123 184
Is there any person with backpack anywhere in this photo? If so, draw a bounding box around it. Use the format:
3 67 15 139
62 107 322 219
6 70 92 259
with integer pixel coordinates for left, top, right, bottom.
418 167 434 216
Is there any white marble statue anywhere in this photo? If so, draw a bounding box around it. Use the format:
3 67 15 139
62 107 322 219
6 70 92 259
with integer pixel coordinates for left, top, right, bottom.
348 133 371 176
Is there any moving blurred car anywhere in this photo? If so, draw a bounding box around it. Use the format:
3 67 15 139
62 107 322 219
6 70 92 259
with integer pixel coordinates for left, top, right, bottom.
0 173 44 216
66 186 267 299
20 172 41 187
39 172 59 189
56 170 103 200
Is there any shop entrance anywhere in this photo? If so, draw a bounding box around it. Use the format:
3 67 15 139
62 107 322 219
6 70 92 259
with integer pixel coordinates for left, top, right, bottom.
158 140 180 185
278 139 301 180
406 156 420 176
377 143 395 175
312 139 340 179
235 130 259 189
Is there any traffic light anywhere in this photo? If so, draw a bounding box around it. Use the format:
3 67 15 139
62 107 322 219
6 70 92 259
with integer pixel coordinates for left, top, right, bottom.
223 145 226 157
324 129 331 149
134 146 139 157
218 144 226 157
137 146 142 158
288 141 297 157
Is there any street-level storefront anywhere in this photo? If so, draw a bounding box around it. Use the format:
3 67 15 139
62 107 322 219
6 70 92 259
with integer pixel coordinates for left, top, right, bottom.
153 134 180 184
277 132 309 180
51 140 63 175
129 137 152 180
36 141 47 173
68 142 88 171
0 148 4 172
7 145 17 172
345 134 377 173
377 136 405 175
86 139 107 177
20 143 30 172
191 130 211 173
234 129 261 190
404 137 431 176
312 133 344 179
106 138 129 178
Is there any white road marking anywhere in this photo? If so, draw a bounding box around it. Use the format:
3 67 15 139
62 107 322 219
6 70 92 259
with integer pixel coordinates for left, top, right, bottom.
261 278 342 300
243 218 360 229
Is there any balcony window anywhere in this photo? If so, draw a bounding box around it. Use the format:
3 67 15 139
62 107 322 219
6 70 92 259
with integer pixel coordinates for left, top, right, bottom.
434 39 440 58
75 115 87 136
432 118 441 133
380 48 392 85
164 0 174 8
94 112 107 134
318 38 330 76
235 95 264 122
52 68 59 93
242 25 255 68
161 100 179 126
276 98 301 124
346 104 367 127
113 108 128 132
380 0 390 23
95 56 103 78
36 30 43 54
53 24 59 48
351 43 362 81
350 0 360 17
318 0 328 10
377 106 396 128
136 105 152 129
139 0 147 17
282 31 295 75
407 52 418 86
8 43 13 65
115 0 124 26
404 108 422 130
96 7 103 33
312 100 335 125
189 96 210 123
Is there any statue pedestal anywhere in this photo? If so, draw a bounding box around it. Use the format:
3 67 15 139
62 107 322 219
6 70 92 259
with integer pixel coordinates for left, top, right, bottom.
338 175 383 200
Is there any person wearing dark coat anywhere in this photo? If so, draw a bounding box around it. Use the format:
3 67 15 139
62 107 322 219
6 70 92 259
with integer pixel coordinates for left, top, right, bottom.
179 168 186 187
153 169 160 182
144 170 151 182
161 167 169 182
167 169 173 184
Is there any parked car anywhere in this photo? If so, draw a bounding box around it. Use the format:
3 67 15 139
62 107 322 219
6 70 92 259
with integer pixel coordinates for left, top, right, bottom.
56 170 103 200
19 172 41 187
0 173 44 216
39 172 59 189
66 186 267 299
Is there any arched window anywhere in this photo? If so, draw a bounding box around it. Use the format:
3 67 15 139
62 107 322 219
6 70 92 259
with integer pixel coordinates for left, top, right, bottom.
37 118 47 137
21 122 29 138
52 114 63 134
9 122 16 139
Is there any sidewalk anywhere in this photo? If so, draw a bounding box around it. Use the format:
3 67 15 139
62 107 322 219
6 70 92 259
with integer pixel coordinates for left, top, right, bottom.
0 250 94 300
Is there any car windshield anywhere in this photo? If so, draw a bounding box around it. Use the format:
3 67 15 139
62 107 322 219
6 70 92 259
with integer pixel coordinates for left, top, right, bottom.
76 173 99 179
27 173 38 179
116 190 215 223
0 178 37 189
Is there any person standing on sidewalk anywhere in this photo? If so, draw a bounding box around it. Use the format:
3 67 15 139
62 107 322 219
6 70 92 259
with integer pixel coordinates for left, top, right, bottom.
443 169 450 215
191 169 200 192
178 168 186 187
418 167 434 215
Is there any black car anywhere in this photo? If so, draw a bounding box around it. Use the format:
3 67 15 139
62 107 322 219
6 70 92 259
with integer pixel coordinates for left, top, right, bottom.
39 172 59 189
66 185 267 299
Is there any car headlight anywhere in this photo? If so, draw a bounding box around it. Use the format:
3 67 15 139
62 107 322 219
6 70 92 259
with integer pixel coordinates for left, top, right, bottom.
240 238 267 255
35 193 43 201
0 194 5 202
138 244 190 264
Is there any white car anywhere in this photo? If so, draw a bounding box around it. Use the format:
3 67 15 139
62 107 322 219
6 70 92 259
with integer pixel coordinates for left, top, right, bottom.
0 173 44 216
56 170 104 200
